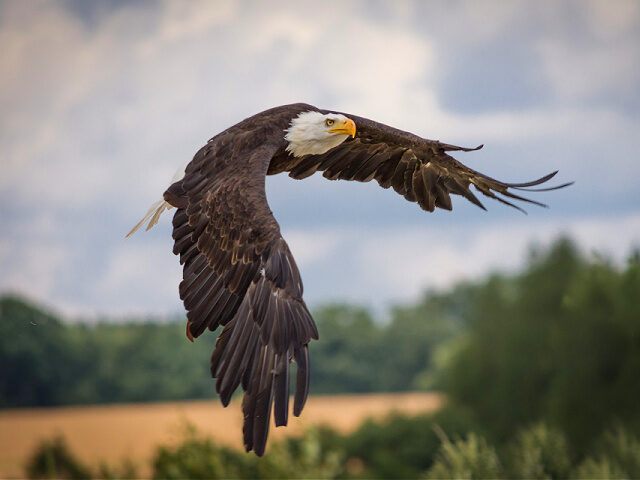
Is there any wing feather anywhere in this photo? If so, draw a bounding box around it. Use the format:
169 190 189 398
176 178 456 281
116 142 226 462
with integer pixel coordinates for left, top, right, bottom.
164 106 319 457
277 110 572 213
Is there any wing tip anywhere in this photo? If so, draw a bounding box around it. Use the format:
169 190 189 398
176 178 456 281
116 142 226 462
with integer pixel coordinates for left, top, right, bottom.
440 142 484 152
293 346 310 417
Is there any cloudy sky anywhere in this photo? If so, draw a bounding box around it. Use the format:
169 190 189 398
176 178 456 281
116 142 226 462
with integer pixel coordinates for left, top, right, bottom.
2 0 639 318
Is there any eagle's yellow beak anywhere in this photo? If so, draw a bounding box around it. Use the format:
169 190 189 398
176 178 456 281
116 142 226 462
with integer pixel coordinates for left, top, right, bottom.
328 118 356 138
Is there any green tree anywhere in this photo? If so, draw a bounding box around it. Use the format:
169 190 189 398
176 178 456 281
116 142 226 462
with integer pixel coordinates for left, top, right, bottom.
151 425 258 479
25 435 92 480
440 238 640 453
259 426 345 479
506 423 572 479
378 285 470 391
424 432 503 479
0 296 79 407
310 304 387 393
572 426 640 479
342 406 482 479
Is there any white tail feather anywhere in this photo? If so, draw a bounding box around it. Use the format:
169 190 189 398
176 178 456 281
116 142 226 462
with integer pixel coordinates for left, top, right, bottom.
126 162 187 238
125 199 173 238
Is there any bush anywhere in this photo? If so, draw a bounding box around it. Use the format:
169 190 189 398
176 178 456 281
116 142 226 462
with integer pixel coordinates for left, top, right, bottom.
424 431 503 479
573 457 630 480
25 419 640 480
506 423 571 479
96 458 138 480
151 425 258 479
25 435 92 480
151 423 345 479
342 405 482 479
259 426 346 479
595 426 640 479
572 426 640 479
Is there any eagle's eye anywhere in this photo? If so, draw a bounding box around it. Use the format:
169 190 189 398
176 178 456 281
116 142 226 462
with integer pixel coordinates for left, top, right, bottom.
325 119 335 127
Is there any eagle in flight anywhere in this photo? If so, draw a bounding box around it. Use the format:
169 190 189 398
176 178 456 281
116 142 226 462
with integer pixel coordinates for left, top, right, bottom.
127 103 570 456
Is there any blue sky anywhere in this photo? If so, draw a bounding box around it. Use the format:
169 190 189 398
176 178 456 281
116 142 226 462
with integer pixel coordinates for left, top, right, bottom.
1 0 639 318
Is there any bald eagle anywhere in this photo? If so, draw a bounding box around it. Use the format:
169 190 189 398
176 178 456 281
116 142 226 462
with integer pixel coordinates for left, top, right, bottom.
127 103 570 456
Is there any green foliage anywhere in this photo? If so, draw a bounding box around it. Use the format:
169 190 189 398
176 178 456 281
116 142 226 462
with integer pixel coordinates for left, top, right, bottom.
259 426 346 479
82 322 216 403
423 423 640 480
341 406 482 479
380 285 470 391
24 435 138 480
424 431 503 479
151 425 258 479
572 426 640 479
573 457 630 480
0 294 463 407
96 458 138 480
506 423 571 479
546 251 640 450
0 295 216 407
441 238 640 452
310 299 464 394
25 421 640 480
0 297 79 407
597 426 640 478
311 305 386 393
151 424 345 479
25 435 92 480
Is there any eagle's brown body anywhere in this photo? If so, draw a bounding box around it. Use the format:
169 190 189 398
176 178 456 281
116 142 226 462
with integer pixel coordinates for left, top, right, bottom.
159 103 569 455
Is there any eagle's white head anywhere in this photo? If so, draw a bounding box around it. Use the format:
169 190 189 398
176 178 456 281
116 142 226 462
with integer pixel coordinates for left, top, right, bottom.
285 111 356 157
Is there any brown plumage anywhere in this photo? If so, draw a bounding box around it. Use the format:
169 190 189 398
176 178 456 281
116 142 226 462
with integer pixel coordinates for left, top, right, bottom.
156 103 571 456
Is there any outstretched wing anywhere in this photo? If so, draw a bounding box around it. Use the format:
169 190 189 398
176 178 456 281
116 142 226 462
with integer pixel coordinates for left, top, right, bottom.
165 137 318 456
280 112 572 213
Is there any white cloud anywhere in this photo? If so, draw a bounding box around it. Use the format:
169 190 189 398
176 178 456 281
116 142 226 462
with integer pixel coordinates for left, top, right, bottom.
284 229 348 267
1 0 639 317
3 211 638 318
2 0 637 210
291 213 640 310
94 238 182 316
394 215 638 295
538 39 640 102
155 0 238 43
584 0 640 39
0 235 68 304
0 0 434 211
528 0 640 104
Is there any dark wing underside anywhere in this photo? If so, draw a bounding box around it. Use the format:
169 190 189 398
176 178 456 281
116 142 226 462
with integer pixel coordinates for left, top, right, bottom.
278 111 572 214
164 120 318 456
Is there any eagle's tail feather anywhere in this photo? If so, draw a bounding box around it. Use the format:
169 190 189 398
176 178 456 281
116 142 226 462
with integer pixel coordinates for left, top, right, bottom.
125 199 173 238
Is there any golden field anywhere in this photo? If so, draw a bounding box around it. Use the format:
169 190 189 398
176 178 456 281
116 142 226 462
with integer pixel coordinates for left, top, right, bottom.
0 392 442 478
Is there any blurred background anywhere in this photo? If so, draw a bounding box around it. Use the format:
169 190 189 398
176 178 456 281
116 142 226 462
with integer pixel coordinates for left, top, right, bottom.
1 0 639 478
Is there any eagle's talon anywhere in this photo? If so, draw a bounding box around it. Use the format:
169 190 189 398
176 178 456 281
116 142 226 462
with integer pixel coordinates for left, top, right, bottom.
186 321 194 342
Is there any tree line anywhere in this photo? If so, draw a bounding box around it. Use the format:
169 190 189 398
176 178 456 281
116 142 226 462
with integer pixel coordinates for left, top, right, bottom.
0 275 465 407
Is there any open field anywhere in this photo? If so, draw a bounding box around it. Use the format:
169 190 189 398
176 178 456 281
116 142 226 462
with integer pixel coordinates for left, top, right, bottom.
0 392 442 478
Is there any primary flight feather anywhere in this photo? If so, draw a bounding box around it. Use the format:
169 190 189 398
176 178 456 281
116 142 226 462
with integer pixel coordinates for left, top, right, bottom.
127 103 571 456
